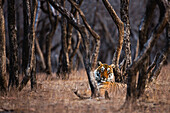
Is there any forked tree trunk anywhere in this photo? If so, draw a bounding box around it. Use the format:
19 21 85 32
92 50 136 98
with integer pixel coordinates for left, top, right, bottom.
19 0 37 91
137 0 156 98
0 0 7 94
137 0 167 98
7 0 19 89
126 0 168 103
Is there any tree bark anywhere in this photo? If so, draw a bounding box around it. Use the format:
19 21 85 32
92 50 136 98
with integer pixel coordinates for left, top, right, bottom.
0 0 7 94
19 0 37 91
7 0 19 89
22 0 30 76
60 0 70 79
120 0 132 70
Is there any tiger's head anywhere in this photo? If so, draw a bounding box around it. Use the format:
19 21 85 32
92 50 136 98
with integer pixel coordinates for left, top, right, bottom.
94 61 115 84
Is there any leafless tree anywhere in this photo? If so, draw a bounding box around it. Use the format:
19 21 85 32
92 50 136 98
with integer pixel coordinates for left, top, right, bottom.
19 0 38 91
125 0 169 104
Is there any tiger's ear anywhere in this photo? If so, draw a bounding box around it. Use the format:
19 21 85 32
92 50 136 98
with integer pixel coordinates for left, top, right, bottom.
97 61 102 66
110 64 115 68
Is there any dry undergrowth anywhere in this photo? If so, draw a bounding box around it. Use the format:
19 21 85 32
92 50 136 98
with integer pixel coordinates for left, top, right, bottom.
0 65 169 113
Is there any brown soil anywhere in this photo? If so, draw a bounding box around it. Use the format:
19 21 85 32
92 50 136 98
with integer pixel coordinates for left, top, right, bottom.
0 65 170 113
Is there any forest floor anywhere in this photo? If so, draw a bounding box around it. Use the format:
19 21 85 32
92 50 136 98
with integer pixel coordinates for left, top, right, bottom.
0 64 170 113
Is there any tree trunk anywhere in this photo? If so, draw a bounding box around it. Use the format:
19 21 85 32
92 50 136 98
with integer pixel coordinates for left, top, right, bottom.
126 0 168 103
22 0 30 76
0 0 7 94
60 0 70 79
19 0 37 91
27 0 37 90
69 11 81 72
126 68 138 105
120 0 132 70
7 0 19 89
45 2 59 75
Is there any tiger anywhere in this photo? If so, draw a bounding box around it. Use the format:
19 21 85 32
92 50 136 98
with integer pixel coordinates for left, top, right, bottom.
93 61 116 98
94 61 115 84
94 61 126 99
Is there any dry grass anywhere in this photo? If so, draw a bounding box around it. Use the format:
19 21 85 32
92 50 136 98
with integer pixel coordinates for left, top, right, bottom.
0 65 169 113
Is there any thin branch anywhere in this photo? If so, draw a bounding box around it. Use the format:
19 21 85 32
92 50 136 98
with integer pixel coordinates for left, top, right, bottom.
149 49 168 83
134 39 139 60
146 52 160 75
69 12 81 71
35 37 46 70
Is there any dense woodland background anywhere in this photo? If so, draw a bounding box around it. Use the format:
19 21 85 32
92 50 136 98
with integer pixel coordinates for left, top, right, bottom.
0 0 169 112
3 0 169 72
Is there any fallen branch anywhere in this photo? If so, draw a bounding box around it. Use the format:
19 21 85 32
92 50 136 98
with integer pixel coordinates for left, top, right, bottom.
73 89 90 99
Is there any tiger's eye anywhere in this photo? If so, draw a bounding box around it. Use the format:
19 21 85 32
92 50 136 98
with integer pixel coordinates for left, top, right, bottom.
107 68 110 73
97 71 100 76
101 66 105 72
